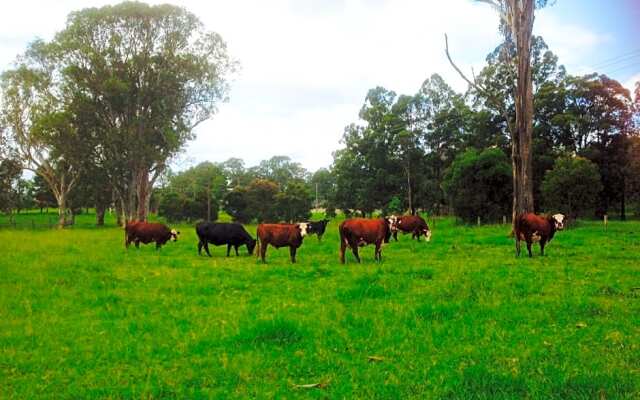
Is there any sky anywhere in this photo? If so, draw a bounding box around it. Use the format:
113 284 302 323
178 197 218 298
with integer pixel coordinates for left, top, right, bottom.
1 0 638 172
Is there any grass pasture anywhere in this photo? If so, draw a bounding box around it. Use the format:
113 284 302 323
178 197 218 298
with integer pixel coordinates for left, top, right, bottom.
1 214 639 398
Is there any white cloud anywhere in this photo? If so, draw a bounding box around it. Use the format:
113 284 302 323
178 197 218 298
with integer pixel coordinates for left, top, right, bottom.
0 0 631 173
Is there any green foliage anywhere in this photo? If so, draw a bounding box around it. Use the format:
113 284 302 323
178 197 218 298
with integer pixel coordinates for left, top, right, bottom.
443 148 512 223
542 156 603 217
275 180 313 222
245 179 280 223
157 162 226 222
223 187 252 223
0 158 22 212
386 196 404 215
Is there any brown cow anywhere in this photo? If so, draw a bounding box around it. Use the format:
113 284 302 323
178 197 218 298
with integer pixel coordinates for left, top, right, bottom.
339 217 397 263
256 223 309 263
514 213 564 257
392 215 432 242
125 221 180 250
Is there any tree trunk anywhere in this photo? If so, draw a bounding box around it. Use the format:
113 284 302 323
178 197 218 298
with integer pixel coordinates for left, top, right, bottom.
620 180 626 221
510 0 536 224
406 165 414 215
135 168 150 221
115 199 124 226
57 192 67 228
96 203 106 226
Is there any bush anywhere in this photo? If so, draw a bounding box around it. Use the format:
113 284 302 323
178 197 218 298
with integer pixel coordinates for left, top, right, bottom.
275 180 313 222
542 156 603 218
443 148 512 223
385 196 404 215
223 187 253 223
158 190 218 222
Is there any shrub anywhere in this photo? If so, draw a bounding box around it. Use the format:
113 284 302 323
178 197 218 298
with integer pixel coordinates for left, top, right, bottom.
442 148 512 223
542 156 603 218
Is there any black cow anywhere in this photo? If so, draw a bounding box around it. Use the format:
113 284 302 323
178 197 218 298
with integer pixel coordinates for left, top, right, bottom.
306 219 330 241
196 222 257 257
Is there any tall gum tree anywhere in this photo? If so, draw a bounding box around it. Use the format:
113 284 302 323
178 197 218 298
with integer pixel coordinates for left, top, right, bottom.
446 0 551 225
0 52 83 228
53 2 236 222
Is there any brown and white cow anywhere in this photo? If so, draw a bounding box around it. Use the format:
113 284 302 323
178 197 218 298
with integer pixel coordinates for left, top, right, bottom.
514 213 564 257
339 217 397 263
256 223 309 263
392 215 432 242
125 221 180 250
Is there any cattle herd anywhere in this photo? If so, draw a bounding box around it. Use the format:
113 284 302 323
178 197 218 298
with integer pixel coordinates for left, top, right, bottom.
123 212 565 262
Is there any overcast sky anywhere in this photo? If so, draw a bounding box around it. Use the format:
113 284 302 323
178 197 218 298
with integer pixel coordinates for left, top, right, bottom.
1 0 639 172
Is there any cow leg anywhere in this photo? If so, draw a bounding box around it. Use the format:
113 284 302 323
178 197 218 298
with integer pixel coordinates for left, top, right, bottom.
415 230 420 241
125 235 132 249
375 242 382 262
526 241 533 258
340 240 347 264
540 239 546 256
234 245 239 256
290 246 297 263
135 239 140 249
226 244 232 257
318 234 323 242
393 231 398 241
198 240 203 255
203 242 212 257
156 242 162 250
515 238 521 257
351 245 361 263
260 242 267 263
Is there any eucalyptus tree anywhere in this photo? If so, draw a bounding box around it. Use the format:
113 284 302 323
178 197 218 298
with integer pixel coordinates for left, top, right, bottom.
53 2 236 222
446 0 553 224
0 46 85 227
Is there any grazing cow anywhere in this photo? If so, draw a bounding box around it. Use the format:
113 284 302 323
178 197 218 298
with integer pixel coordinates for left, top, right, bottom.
256 223 309 263
392 215 432 242
514 213 565 257
125 221 180 250
339 217 397 263
196 222 256 257
306 219 330 241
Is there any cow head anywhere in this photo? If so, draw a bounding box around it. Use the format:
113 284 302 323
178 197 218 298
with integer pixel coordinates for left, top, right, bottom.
424 227 432 242
551 213 565 231
386 215 399 233
298 222 309 237
170 229 180 241
247 238 257 255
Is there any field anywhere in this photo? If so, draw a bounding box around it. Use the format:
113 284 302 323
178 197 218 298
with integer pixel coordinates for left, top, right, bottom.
1 211 639 399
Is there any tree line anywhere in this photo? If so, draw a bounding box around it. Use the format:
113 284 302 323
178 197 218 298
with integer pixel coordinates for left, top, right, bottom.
1 2 639 226
329 36 640 222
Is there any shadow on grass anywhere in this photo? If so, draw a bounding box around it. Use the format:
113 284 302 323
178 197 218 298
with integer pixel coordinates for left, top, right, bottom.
235 316 306 348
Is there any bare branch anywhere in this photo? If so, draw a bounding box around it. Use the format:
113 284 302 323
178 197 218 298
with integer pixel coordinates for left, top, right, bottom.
444 33 515 137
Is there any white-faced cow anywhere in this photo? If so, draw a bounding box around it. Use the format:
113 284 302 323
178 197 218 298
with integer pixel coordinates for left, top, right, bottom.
514 213 565 257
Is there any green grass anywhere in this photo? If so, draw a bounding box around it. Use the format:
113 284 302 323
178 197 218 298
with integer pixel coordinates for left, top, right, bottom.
1 213 639 398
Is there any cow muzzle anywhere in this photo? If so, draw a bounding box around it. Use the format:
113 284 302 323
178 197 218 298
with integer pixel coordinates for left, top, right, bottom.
171 229 180 241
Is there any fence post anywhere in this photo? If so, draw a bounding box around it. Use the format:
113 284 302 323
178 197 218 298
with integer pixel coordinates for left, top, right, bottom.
503 215 507 225
604 214 608 231
477 216 481 226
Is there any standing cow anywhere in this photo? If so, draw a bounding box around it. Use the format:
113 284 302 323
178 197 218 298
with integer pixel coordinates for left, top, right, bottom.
196 222 256 257
392 215 432 242
256 223 309 263
125 221 180 250
514 213 565 257
306 219 330 241
339 217 397 263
